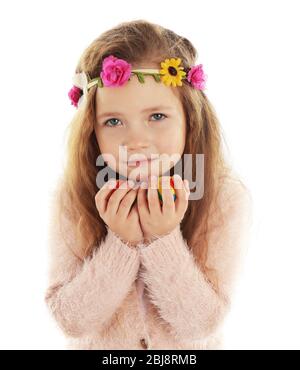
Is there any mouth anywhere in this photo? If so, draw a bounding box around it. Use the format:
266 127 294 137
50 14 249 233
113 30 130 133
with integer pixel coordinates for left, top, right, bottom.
127 158 158 167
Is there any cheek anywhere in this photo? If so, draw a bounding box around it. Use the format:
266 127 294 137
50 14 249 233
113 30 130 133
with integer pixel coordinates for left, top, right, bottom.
97 129 120 152
155 126 185 154
95 130 121 168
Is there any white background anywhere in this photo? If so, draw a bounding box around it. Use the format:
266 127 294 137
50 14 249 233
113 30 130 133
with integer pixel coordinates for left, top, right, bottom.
0 0 299 350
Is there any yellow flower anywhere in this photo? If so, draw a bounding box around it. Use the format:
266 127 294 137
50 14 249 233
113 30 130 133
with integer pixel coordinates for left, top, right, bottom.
160 58 186 87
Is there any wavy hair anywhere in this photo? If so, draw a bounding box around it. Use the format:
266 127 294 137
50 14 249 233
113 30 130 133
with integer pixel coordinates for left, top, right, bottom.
58 19 241 289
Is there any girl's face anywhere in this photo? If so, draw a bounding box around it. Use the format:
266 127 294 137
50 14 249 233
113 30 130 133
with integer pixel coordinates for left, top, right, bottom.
94 73 186 182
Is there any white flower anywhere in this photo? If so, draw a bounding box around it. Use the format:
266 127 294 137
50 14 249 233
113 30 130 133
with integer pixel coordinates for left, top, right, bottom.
72 71 89 95
72 71 89 108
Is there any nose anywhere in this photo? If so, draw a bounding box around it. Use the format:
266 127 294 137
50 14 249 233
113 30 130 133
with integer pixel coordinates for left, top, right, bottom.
122 125 151 150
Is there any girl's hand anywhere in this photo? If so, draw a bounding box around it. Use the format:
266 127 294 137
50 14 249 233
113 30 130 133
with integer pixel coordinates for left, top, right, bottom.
137 175 190 244
95 179 143 247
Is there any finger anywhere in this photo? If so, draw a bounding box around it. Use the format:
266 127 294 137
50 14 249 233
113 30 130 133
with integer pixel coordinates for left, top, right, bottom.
117 188 139 219
173 175 189 214
137 182 150 217
161 176 175 215
148 176 161 215
128 200 140 222
107 180 135 215
183 179 191 199
95 178 119 214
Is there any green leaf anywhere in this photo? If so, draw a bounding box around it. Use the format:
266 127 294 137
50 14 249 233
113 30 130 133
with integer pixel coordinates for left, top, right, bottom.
136 72 145 83
153 74 161 83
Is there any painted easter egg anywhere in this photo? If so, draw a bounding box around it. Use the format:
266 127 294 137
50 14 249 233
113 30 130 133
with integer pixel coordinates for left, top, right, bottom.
157 176 176 203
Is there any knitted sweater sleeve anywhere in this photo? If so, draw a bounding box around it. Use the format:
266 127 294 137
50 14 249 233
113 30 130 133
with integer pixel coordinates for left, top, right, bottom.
138 179 253 341
44 181 140 338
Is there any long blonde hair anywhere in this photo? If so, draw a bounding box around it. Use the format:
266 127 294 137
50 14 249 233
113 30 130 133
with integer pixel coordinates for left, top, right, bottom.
59 19 240 287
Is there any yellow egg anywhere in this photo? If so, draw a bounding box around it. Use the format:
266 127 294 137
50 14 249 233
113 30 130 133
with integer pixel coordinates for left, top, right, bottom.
157 176 176 203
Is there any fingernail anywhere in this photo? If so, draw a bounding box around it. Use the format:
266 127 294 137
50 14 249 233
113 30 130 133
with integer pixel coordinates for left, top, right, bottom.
173 174 181 187
120 181 130 189
184 179 190 191
141 182 148 189
108 179 116 189
151 176 157 188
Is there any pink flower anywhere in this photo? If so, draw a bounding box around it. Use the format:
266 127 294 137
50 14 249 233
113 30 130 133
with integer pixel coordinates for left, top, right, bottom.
100 55 132 87
187 64 207 90
68 85 83 108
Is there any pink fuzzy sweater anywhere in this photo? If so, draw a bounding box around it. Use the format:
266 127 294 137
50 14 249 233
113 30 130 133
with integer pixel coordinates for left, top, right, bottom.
44 176 253 350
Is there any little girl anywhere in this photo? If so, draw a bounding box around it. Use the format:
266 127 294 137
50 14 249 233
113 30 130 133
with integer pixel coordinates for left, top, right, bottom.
45 20 253 350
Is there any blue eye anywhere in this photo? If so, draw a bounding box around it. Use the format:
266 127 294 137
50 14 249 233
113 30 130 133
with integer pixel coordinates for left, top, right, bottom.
103 113 167 127
104 118 120 127
151 113 167 121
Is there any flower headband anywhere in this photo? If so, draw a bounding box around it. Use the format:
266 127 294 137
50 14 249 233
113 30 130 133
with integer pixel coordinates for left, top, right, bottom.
68 55 207 108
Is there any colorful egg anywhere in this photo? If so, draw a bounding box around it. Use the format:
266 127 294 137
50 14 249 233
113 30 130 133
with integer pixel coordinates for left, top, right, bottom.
157 176 176 203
